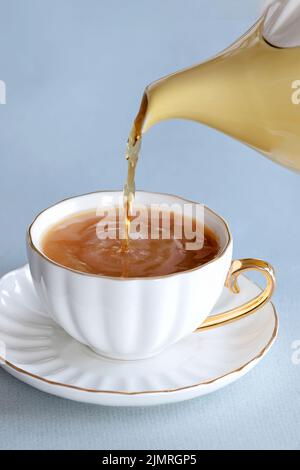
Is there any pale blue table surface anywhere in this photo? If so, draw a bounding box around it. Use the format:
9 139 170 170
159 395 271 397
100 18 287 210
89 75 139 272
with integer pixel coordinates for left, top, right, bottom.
0 0 299 450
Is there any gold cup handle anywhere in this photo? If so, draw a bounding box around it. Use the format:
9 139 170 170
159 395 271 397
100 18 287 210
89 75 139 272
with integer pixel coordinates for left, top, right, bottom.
197 258 276 331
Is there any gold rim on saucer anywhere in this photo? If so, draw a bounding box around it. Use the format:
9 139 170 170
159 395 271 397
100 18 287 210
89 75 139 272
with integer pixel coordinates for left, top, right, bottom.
0 302 278 396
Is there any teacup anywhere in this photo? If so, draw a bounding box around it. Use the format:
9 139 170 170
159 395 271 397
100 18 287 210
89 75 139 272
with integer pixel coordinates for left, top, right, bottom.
27 191 275 360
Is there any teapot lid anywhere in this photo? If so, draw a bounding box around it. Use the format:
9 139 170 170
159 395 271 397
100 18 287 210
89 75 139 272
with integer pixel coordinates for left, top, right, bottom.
263 0 300 48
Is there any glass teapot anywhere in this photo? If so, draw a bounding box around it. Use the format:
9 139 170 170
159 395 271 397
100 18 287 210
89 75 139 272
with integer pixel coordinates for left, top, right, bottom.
131 0 300 172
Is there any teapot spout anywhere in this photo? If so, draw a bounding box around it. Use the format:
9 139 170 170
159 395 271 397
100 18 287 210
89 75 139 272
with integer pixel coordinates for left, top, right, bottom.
132 14 300 172
140 57 241 135
136 18 264 143
139 19 264 141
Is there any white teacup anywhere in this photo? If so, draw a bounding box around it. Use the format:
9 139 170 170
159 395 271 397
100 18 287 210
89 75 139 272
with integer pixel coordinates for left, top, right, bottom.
27 191 275 360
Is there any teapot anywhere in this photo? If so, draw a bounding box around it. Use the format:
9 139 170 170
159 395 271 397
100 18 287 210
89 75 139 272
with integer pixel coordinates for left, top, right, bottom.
131 0 300 172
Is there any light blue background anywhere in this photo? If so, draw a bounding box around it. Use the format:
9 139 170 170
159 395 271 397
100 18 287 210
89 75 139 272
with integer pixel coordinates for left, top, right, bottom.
0 0 300 450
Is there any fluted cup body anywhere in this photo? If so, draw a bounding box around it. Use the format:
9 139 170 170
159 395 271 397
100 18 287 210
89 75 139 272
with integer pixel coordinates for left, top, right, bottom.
27 191 232 360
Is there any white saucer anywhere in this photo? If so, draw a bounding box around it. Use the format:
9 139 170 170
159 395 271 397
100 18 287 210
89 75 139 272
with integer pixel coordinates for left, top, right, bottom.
0 265 278 407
